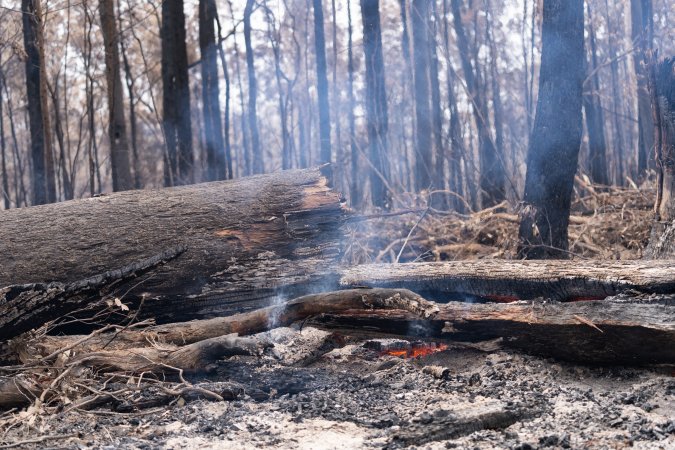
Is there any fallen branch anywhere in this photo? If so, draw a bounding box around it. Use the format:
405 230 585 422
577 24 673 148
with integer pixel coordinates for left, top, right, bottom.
340 260 675 301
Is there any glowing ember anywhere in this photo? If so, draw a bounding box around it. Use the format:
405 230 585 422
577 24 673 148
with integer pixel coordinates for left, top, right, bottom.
381 342 449 359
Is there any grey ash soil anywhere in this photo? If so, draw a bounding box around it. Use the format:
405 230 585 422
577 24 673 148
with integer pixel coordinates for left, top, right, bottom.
3 327 674 449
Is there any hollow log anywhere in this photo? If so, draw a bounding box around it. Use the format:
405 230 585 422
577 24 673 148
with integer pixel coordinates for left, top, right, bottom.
312 297 675 364
0 167 346 341
340 260 675 301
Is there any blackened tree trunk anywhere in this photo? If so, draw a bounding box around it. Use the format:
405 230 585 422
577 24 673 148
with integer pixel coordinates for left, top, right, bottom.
161 0 193 186
411 0 432 192
442 0 465 213
631 0 655 176
243 0 262 174
313 0 332 164
644 57 675 258
360 0 390 209
451 0 504 207
583 5 609 186
100 0 133 192
429 1 445 208
347 0 359 207
0 68 8 209
199 0 226 181
214 8 233 179
22 0 56 205
518 0 585 259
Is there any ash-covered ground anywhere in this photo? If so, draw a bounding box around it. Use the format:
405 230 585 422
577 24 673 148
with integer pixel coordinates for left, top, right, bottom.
3 326 673 449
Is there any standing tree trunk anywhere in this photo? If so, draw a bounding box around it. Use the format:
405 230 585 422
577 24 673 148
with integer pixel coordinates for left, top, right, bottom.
161 0 193 186
631 0 655 176
22 0 56 205
0 67 8 209
347 0 359 207
644 57 675 259
313 0 332 165
214 8 233 179
199 0 226 181
450 0 504 207
518 0 584 259
443 0 465 213
429 1 445 208
583 4 609 186
100 0 133 192
411 0 432 192
360 0 390 209
243 0 263 174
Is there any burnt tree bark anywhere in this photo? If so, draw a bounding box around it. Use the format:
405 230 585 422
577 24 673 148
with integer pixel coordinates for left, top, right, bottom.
313 0 332 164
199 0 226 181
161 0 193 186
518 0 584 259
0 168 346 340
100 0 133 192
644 57 675 258
632 0 655 176
411 0 432 192
347 0 359 207
22 0 56 205
360 0 390 209
243 0 262 174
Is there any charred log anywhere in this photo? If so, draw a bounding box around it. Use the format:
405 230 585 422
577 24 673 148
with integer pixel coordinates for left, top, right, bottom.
312 297 675 365
0 167 346 341
340 260 675 302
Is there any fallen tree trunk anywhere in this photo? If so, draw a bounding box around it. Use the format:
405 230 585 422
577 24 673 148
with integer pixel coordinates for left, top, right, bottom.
312 297 675 364
0 167 346 341
340 260 675 301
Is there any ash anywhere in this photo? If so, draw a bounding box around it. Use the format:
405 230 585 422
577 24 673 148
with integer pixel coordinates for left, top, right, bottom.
4 327 674 449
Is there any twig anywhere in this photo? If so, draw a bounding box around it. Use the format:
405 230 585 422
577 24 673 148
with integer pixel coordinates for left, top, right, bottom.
0 434 76 449
396 208 429 263
573 315 604 333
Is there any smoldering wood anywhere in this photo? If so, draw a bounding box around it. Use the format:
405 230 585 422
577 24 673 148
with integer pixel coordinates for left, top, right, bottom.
0 167 346 341
340 260 675 301
27 289 439 357
312 297 675 365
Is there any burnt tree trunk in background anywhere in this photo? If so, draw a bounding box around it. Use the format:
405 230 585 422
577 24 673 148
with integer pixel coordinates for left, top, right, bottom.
214 6 233 180
583 4 609 186
22 0 56 205
100 0 133 192
443 0 465 213
161 0 193 186
244 0 262 174
313 0 332 164
360 0 390 209
0 69 8 209
451 0 504 207
429 1 446 208
631 0 656 176
411 0 432 192
199 0 226 182
518 0 584 259
644 57 675 259
347 0 359 207
0 167 346 338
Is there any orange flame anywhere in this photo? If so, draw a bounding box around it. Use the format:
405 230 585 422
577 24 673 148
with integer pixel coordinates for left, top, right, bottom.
382 343 448 359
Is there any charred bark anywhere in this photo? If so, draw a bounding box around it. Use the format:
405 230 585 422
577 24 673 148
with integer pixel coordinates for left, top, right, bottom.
161 0 193 185
644 57 675 258
360 0 390 209
518 0 585 259
412 0 432 192
244 0 262 174
313 0 332 164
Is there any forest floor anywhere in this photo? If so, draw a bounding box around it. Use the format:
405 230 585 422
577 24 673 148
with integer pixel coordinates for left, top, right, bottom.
1 179 673 449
